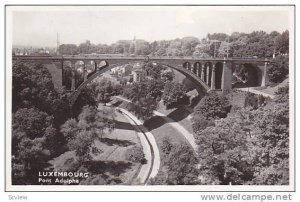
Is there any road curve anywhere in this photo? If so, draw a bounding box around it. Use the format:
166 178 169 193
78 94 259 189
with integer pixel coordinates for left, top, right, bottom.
153 111 198 150
115 96 198 151
117 107 160 184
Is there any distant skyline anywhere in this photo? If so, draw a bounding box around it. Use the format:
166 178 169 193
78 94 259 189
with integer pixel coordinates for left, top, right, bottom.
10 6 292 47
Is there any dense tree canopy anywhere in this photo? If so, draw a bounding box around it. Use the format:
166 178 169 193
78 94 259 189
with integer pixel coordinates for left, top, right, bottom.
12 107 55 184
12 61 70 126
12 61 72 184
57 30 289 59
195 86 289 185
162 81 189 109
150 140 199 185
194 92 231 120
61 106 115 163
268 55 289 83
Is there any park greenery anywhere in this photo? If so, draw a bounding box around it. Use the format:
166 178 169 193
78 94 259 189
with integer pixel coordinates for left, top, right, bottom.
191 86 289 185
149 138 199 185
12 61 70 184
12 30 290 185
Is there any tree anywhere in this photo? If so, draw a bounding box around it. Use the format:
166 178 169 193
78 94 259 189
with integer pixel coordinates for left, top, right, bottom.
95 79 116 104
165 144 199 184
134 96 158 120
274 84 289 103
207 33 228 41
218 41 233 57
161 69 175 82
78 40 97 54
12 107 55 184
151 142 199 185
58 44 78 55
122 80 161 120
194 40 213 57
125 145 145 163
61 106 115 163
192 114 214 133
72 85 98 117
13 137 51 184
181 36 200 56
12 61 71 125
275 30 289 54
134 40 151 55
196 88 289 185
196 110 255 185
123 82 148 102
268 55 289 83
194 92 231 120
144 79 164 100
162 81 189 109
143 63 163 79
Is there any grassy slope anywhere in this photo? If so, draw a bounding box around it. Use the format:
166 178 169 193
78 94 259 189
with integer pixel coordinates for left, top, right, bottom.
257 77 289 95
143 113 191 172
51 105 142 185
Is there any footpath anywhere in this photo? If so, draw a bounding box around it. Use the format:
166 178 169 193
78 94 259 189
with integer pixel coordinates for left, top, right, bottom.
115 96 198 151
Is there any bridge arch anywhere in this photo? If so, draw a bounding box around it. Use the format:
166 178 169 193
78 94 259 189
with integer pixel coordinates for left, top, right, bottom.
232 63 261 88
193 62 201 77
69 61 210 106
183 62 191 71
215 62 223 89
204 62 213 86
74 60 85 88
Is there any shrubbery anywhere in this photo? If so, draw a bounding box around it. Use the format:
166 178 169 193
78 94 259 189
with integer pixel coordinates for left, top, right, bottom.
268 55 289 83
195 86 289 185
150 138 199 185
162 81 189 109
194 92 231 120
244 92 266 109
192 114 215 133
125 145 145 164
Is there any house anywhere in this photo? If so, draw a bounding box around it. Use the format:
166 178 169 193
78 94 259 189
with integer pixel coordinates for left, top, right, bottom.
132 63 146 82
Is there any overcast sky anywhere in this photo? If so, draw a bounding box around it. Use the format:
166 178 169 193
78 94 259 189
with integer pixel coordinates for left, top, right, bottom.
11 6 292 47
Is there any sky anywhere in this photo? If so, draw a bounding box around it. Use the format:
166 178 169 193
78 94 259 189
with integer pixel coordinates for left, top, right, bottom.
11 6 292 47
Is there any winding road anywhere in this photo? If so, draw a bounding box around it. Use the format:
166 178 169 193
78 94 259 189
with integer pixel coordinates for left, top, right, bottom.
117 107 160 185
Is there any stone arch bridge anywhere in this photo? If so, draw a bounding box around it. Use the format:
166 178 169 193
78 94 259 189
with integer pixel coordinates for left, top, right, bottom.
12 55 271 105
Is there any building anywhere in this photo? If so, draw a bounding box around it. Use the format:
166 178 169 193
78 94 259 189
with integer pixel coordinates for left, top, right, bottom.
110 66 121 74
118 64 133 76
132 63 146 82
132 69 146 82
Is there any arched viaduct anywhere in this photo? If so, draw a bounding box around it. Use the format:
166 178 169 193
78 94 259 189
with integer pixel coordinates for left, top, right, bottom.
12 55 271 105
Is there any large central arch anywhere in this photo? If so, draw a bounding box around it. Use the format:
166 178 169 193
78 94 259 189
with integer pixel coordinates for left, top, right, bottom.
69 61 211 106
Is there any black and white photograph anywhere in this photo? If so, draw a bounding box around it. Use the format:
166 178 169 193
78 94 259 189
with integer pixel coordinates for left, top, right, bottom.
5 5 294 192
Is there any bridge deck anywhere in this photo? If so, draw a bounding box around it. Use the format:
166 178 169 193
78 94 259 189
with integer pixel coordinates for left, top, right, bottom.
12 55 271 63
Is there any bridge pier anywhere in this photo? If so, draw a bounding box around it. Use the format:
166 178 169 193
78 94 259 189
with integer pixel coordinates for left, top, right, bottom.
61 60 64 86
191 64 194 74
261 60 269 87
201 64 205 81
221 61 232 91
83 62 88 82
211 64 216 90
206 65 210 85
71 61 76 91
196 64 200 77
